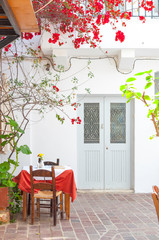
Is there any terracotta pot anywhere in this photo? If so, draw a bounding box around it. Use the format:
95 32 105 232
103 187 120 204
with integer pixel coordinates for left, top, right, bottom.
0 209 10 224
0 187 9 210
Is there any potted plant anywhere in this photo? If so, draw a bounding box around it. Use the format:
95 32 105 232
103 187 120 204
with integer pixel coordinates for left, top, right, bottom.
0 116 32 222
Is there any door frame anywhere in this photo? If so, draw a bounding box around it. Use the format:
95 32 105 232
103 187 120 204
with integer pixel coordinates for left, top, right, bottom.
77 94 135 190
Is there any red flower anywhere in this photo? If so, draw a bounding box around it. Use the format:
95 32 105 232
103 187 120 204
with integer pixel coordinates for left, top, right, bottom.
4 44 11 52
102 11 110 24
52 33 60 43
53 86 59 92
35 30 41 36
115 31 125 43
48 38 52 43
21 32 33 40
71 119 75 124
139 16 146 23
96 14 102 25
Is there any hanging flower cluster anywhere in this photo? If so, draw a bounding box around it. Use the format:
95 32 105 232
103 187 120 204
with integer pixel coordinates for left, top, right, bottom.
48 33 60 44
71 117 82 125
31 0 154 48
4 44 11 52
115 30 125 42
140 0 154 11
21 32 34 40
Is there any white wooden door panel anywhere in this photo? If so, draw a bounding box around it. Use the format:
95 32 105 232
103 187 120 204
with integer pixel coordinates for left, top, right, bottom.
77 96 131 190
105 98 130 189
77 97 104 189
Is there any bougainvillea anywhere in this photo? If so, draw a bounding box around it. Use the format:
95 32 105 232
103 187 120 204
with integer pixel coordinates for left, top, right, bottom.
31 0 154 48
2 0 155 127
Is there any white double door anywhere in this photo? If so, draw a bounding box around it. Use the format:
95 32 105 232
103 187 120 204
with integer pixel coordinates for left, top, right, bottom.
77 96 132 190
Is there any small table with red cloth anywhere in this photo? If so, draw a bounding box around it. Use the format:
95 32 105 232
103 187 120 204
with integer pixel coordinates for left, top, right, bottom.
13 168 77 220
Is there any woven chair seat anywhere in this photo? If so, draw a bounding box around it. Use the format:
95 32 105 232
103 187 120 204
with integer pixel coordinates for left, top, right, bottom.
34 190 62 199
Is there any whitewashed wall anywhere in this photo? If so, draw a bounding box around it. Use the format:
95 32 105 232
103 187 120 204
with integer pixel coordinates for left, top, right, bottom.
1 55 159 192
26 58 159 193
1 16 159 192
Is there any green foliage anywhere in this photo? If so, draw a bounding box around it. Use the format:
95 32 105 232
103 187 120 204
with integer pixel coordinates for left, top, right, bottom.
85 88 91 94
126 77 136 82
88 71 94 79
120 70 159 137
0 117 31 187
56 114 64 124
8 184 22 223
19 145 32 155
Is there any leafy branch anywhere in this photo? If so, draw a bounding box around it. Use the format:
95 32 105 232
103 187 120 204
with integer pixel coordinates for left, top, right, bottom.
120 70 159 138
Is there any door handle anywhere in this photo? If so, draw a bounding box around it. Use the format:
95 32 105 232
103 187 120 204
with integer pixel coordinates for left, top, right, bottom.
106 147 108 150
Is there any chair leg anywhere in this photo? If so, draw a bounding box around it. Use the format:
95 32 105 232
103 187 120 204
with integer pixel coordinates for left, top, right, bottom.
31 196 35 225
27 193 31 216
37 199 40 219
50 200 52 217
60 193 63 219
53 199 56 226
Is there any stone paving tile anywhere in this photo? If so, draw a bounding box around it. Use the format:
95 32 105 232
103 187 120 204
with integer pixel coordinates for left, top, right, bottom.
2 192 159 239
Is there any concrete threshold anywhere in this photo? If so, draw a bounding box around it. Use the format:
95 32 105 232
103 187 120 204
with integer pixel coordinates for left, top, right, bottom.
77 189 134 193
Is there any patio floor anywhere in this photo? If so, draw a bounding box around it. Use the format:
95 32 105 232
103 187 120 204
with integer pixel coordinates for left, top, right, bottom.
0 192 159 240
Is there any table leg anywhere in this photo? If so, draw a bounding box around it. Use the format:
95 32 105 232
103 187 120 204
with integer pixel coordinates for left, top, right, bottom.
65 193 70 220
23 191 27 221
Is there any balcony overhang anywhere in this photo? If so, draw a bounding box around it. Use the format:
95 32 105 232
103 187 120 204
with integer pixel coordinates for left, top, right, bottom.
0 0 39 49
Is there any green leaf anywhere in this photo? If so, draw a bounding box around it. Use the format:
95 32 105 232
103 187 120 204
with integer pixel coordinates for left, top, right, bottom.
127 98 133 103
0 162 10 173
126 92 134 99
145 82 153 89
120 85 126 91
126 77 136 82
17 128 24 134
149 134 156 140
88 71 94 78
85 88 91 94
1 140 8 146
145 70 152 74
7 180 16 187
146 75 152 81
8 159 18 166
134 72 146 76
0 134 9 139
147 109 154 118
136 92 142 98
0 173 8 179
19 145 32 155
153 99 159 105
144 95 151 101
9 119 19 128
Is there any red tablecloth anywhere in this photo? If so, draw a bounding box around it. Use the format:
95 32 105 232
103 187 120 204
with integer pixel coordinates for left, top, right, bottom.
13 169 77 202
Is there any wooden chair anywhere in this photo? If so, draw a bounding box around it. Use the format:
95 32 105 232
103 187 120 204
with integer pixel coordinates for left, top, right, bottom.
152 185 159 222
30 165 63 225
44 158 60 166
27 158 60 216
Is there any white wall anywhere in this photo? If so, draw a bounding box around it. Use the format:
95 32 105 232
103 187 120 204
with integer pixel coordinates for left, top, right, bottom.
24 57 159 193
2 17 159 192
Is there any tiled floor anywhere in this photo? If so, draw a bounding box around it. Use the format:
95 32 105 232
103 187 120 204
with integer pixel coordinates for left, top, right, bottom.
0 192 159 240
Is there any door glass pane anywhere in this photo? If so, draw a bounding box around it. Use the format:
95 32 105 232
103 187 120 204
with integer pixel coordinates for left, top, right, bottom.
110 103 126 143
84 103 100 143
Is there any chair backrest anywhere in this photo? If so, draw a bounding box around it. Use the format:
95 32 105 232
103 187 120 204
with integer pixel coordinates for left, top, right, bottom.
44 158 60 166
30 166 56 198
152 185 159 222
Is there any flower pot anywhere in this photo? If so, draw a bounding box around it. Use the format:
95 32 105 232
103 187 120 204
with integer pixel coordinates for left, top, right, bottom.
0 187 9 210
0 209 10 224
